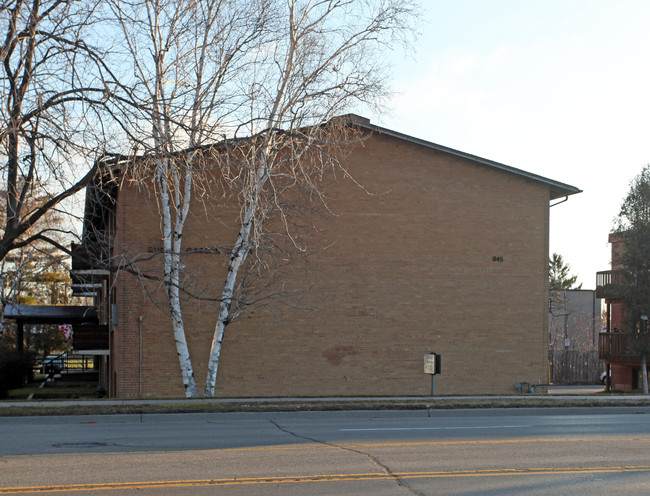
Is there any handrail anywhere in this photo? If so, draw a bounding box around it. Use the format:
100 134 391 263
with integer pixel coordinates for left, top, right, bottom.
595 270 626 299
599 332 649 362
34 351 94 375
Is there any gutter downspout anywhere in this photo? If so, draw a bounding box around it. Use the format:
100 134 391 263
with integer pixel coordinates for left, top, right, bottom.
138 316 143 398
550 196 569 208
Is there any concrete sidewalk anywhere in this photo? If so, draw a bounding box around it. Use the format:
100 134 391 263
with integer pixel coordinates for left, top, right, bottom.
548 385 605 395
1 385 648 415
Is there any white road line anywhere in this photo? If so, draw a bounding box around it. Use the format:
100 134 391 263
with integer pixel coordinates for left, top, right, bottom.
340 425 527 431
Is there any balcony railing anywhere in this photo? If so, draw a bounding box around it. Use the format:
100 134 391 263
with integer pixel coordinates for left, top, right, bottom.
72 325 109 352
599 332 647 363
595 270 625 299
34 352 96 374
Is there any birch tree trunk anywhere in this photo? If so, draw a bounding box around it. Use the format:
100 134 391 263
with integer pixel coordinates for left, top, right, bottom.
204 157 266 396
116 0 205 397
156 156 198 397
203 209 253 397
150 29 199 397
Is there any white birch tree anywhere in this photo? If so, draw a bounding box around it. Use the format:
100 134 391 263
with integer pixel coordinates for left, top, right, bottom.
107 0 415 397
108 0 271 397
203 0 416 396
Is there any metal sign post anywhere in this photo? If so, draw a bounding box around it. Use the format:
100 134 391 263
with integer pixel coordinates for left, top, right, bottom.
424 353 441 396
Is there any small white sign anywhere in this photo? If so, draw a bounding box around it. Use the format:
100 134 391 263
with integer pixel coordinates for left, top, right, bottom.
424 354 437 375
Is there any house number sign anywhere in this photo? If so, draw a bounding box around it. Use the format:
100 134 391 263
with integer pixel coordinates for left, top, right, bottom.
492 256 504 262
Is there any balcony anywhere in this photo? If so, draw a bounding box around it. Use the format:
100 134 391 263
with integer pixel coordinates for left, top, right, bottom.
599 332 646 363
70 243 111 297
595 270 625 299
72 325 109 353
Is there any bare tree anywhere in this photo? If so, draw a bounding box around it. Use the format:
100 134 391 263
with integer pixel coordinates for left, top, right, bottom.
108 0 273 397
0 0 116 264
202 0 416 396
107 0 416 397
0 212 72 310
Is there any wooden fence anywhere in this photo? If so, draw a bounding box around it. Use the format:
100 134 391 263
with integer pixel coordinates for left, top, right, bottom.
548 350 605 385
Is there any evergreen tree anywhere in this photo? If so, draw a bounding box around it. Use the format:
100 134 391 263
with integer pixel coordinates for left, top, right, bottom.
549 253 582 290
615 164 650 394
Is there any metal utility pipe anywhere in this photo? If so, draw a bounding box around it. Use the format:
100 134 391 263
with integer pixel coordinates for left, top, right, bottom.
138 316 144 398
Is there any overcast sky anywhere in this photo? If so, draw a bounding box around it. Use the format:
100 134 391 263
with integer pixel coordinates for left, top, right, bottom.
374 0 650 289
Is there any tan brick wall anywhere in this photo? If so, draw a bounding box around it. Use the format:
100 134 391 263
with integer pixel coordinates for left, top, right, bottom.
110 132 551 397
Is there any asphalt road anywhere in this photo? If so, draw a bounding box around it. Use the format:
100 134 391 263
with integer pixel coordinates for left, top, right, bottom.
2 407 650 495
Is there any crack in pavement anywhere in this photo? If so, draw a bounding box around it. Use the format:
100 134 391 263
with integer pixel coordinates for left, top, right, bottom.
268 418 426 496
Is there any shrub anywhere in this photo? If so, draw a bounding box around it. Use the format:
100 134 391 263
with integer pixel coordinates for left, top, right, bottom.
0 345 34 399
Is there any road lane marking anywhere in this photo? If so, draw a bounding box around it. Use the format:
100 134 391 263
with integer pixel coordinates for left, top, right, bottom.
340 425 527 431
3 465 650 493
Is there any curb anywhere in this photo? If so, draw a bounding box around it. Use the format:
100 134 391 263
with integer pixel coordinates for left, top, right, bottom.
2 394 650 417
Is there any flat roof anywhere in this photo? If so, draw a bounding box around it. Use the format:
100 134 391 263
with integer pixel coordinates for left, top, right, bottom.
3 305 98 324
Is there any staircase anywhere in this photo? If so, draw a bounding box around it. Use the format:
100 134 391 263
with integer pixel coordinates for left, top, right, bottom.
32 352 103 399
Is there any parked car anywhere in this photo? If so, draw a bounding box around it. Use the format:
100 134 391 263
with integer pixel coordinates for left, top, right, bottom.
39 355 63 376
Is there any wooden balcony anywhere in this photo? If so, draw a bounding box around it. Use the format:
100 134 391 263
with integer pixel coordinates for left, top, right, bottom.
72 325 109 353
595 270 625 299
599 332 645 363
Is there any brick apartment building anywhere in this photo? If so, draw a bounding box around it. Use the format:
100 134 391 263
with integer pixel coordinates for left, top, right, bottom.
71 116 581 398
597 233 647 391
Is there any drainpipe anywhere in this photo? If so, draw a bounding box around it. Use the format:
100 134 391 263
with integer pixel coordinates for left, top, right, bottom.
562 289 569 384
138 316 143 398
563 289 569 351
550 196 569 208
